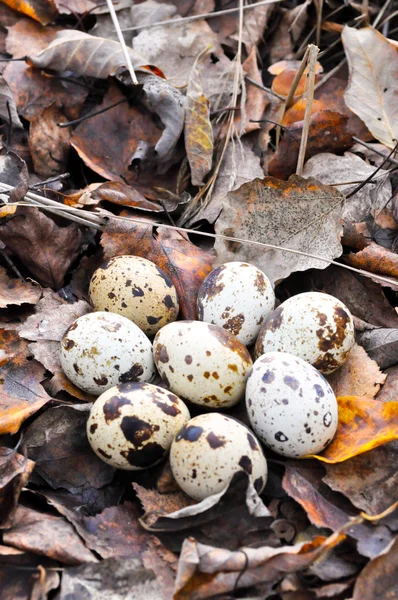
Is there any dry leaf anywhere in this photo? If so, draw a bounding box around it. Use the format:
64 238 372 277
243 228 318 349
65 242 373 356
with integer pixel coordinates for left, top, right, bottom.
0 267 41 308
184 55 213 186
324 442 398 515
358 328 398 370
352 537 398 600
0 447 35 528
0 207 82 289
1 0 57 25
214 175 344 285
268 110 353 180
29 104 71 177
0 76 22 129
346 243 398 283
326 344 386 399
308 396 398 463
342 26 398 148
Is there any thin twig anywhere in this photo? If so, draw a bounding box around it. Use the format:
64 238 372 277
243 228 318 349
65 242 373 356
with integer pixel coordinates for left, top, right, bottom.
58 97 128 128
373 0 393 28
105 0 138 85
315 0 323 47
346 141 398 199
121 0 284 32
245 76 285 101
296 45 319 176
353 137 398 166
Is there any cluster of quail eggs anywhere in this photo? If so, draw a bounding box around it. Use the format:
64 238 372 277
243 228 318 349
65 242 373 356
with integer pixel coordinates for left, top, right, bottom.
59 256 355 501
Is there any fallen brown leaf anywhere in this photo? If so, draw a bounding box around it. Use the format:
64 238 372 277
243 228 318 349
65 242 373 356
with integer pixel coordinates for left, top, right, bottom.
134 482 194 526
1 0 57 25
0 329 32 372
326 344 386 399
324 442 398 515
308 396 398 463
29 104 71 177
3 505 96 565
214 175 344 284
101 218 215 319
0 447 35 528
0 267 41 308
184 54 213 186
65 181 165 212
357 327 398 370
0 207 82 289
0 546 59 600
352 536 398 600
376 365 398 402
268 110 353 180
0 76 22 129
0 362 52 435
346 242 398 282
143 536 178 600
238 47 270 133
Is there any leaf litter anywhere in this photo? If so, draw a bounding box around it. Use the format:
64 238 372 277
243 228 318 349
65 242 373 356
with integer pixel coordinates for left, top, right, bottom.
0 1 397 599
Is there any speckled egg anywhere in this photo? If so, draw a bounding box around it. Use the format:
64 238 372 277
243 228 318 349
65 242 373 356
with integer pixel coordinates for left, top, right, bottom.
170 413 267 500
60 312 155 395
87 382 190 470
255 292 355 374
246 351 338 458
153 320 252 408
197 262 275 346
89 255 179 335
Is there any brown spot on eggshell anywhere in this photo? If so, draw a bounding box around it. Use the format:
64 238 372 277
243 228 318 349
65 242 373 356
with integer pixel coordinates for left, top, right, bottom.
153 399 180 417
247 433 258 451
262 370 275 384
203 371 210 379
239 455 253 474
254 476 263 492
228 364 238 373
93 375 109 386
108 292 116 299
90 423 98 434
147 315 162 325
187 375 193 381
103 395 131 422
119 363 144 383
212 372 219 379
163 295 175 309
132 286 144 297
102 322 122 333
155 344 169 363
283 375 299 390
73 363 82 375
155 266 173 288
206 432 226 449
224 313 245 336
62 338 75 351
97 448 112 460
224 386 232 395
185 355 193 365
254 272 267 293
120 415 159 446
207 324 251 364
198 266 226 300
121 443 165 468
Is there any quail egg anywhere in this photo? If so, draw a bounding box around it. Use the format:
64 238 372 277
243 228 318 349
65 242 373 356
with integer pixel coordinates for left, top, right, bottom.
153 320 252 408
246 351 338 458
255 292 355 374
197 262 275 345
170 413 267 500
87 382 190 470
89 255 179 335
60 311 155 395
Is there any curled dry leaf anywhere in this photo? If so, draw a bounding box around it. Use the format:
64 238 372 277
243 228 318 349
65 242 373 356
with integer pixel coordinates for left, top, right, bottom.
0 447 35 528
65 181 165 212
184 55 213 186
342 26 398 149
214 175 344 285
0 266 41 308
174 532 345 600
308 396 398 463
133 482 194 526
358 328 398 370
29 104 71 178
326 344 386 399
3 505 97 565
101 218 215 319
268 110 353 180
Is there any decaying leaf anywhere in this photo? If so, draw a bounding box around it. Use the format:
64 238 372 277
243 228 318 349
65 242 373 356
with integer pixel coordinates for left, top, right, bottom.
324 442 398 515
214 175 344 285
0 447 35 528
184 55 213 186
174 531 345 599
268 110 353 180
342 26 398 149
65 181 166 212
3 505 97 564
0 0 57 25
0 267 41 308
0 207 82 289
0 362 52 435
29 104 71 177
352 536 398 600
0 76 22 129
357 327 398 370
101 218 215 319
326 344 386 399
134 483 194 526
346 243 398 284
308 396 398 463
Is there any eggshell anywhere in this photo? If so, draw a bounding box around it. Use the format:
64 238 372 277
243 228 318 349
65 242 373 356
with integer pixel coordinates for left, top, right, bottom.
60 312 155 395
255 292 355 374
170 413 267 500
153 320 252 408
87 382 190 470
246 351 338 458
89 255 179 335
197 262 275 345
